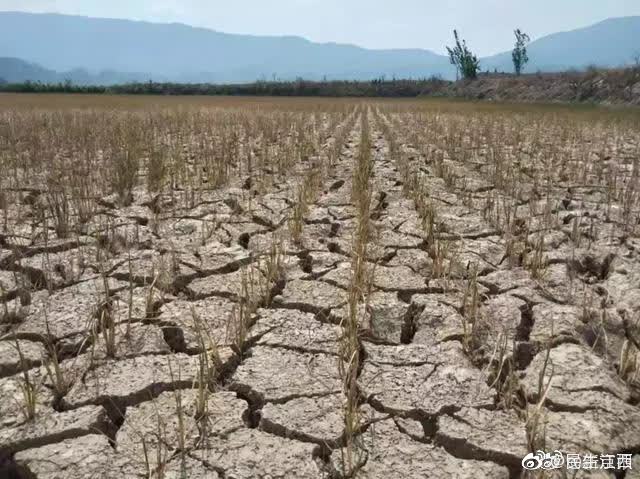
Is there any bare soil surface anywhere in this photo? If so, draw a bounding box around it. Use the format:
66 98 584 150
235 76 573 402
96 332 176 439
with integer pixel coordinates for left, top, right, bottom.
0 98 639 478
425 67 640 105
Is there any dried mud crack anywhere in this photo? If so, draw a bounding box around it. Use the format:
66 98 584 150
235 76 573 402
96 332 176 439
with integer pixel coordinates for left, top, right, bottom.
1 100 639 478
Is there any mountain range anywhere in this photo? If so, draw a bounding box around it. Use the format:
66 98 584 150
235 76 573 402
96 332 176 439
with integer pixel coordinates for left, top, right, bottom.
0 11 639 85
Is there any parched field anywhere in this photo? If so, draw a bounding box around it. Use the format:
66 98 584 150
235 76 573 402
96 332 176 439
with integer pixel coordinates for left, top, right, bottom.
0 94 639 478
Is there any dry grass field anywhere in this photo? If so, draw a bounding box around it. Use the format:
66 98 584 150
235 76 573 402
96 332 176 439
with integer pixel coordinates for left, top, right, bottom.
0 94 639 478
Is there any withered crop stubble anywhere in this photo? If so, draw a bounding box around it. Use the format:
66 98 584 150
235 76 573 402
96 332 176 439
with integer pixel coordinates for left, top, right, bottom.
0 94 639 478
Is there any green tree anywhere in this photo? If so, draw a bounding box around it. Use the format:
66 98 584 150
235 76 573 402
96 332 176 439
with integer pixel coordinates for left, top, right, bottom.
512 29 530 75
447 30 480 80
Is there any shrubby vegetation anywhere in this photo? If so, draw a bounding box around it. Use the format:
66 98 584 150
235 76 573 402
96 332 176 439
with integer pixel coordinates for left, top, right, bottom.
0 80 106 94
1 62 638 104
0 77 449 97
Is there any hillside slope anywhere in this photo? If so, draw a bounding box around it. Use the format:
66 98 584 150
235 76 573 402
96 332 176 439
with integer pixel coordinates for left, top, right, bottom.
0 57 58 83
422 68 640 105
482 17 640 73
0 11 453 82
0 57 157 85
0 12 639 83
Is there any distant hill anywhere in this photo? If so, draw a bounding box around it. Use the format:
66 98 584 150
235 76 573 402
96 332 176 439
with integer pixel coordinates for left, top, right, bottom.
0 11 453 83
0 12 638 84
0 57 58 83
0 57 158 85
482 16 640 73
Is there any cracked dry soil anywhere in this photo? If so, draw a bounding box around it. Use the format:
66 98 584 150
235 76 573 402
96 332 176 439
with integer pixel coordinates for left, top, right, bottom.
1 98 639 478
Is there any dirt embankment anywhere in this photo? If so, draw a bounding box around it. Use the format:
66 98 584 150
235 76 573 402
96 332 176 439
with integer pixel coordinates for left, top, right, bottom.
423 68 640 105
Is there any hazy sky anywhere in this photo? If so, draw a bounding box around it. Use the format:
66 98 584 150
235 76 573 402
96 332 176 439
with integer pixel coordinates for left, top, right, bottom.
2 0 640 55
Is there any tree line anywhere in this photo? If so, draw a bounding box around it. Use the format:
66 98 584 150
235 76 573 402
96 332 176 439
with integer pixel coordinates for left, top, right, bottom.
447 28 530 80
0 77 452 97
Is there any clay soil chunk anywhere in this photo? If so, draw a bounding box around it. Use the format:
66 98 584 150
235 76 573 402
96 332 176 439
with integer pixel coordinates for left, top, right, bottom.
333 291 410 344
410 295 465 345
191 428 322 478
360 342 495 416
251 308 339 354
158 297 237 352
90 323 171 360
330 418 509 478
0 405 111 455
479 268 534 294
436 407 528 468
183 241 250 274
521 343 631 409
117 390 246 475
0 368 55 428
260 392 344 443
540 400 640 453
63 352 234 410
0 339 45 377
275 279 346 313
186 268 266 303
0 270 25 297
14 434 135 479
230 346 340 402
529 303 584 344
372 265 427 292
10 279 119 342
